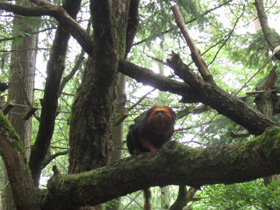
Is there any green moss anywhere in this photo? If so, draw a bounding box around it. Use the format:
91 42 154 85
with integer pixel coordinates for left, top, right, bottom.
10 140 25 155
0 112 25 155
0 111 20 141
229 126 280 166
258 126 280 165
163 141 203 162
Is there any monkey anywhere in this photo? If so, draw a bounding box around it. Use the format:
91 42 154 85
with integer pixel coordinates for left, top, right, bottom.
126 105 176 154
126 105 176 210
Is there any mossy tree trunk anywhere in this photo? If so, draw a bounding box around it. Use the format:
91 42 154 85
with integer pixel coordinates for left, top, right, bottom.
69 0 126 172
0 112 40 210
68 0 139 186
2 0 40 209
68 2 134 209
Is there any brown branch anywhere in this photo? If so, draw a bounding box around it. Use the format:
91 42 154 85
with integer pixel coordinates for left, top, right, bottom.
0 2 94 55
43 127 280 209
42 151 69 169
58 50 85 97
167 53 278 135
170 186 198 210
171 5 211 82
125 0 140 57
118 59 199 103
30 0 52 6
0 113 40 210
29 0 83 185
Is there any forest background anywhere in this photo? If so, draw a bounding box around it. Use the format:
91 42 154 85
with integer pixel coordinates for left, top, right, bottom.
0 0 280 209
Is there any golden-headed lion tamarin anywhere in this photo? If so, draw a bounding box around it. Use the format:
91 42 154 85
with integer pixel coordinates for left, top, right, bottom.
126 105 176 210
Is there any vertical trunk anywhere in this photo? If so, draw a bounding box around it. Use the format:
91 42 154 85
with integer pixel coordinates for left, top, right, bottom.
254 67 280 210
106 75 126 210
0 114 40 210
8 0 39 158
68 1 139 209
69 0 129 173
68 1 132 209
28 0 82 186
1 0 39 209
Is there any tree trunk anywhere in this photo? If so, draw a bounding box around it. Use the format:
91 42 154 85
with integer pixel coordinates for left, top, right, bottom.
28 0 82 186
1 0 39 208
0 113 40 210
106 75 126 210
69 0 130 172
68 1 136 209
254 67 280 210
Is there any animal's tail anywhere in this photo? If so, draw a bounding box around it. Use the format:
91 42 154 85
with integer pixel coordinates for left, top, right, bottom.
143 188 151 210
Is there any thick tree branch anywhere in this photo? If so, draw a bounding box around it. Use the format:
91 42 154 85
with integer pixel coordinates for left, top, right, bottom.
118 59 199 103
0 2 94 55
167 53 278 135
119 56 278 134
42 126 280 209
0 113 39 210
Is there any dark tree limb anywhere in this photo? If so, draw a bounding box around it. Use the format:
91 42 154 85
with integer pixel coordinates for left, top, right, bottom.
118 59 198 103
0 113 40 210
29 0 83 185
125 0 140 57
167 53 278 135
169 186 198 210
119 56 278 135
0 1 93 55
58 49 85 97
42 151 69 169
42 126 280 209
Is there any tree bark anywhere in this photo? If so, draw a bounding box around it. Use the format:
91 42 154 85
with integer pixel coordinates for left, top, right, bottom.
0 113 39 210
29 0 82 186
106 75 126 210
254 67 280 210
44 126 280 209
68 2 136 209
2 0 39 208
69 0 132 172
119 57 279 135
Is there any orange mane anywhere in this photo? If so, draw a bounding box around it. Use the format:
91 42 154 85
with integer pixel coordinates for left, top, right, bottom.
147 105 176 131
